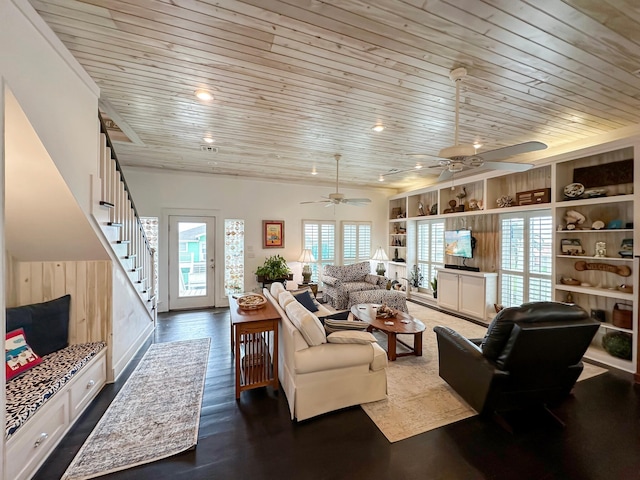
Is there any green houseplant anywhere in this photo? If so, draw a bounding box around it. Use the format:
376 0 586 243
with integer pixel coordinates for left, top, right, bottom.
255 255 292 282
430 277 437 298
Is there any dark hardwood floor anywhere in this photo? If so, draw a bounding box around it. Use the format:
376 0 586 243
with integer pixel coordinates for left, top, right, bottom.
34 308 640 480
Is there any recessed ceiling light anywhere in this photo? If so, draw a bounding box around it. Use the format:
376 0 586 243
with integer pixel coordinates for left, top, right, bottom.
195 90 213 101
415 164 423 170
371 124 385 133
378 174 384 182
473 142 482 149
311 167 318 175
203 137 215 143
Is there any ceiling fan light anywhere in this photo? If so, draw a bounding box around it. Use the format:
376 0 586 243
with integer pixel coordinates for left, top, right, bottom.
438 144 476 159
466 155 485 168
203 137 215 143
449 163 464 173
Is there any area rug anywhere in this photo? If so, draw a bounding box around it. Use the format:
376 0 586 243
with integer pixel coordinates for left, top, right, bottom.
361 303 608 443
62 338 211 480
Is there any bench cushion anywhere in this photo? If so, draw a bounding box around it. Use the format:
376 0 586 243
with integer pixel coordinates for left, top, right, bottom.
5 341 106 440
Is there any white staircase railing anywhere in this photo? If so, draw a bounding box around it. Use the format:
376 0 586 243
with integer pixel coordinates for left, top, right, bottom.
97 116 156 316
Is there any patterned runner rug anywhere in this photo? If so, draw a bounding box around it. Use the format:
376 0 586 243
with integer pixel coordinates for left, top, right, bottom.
361 303 607 443
62 338 211 480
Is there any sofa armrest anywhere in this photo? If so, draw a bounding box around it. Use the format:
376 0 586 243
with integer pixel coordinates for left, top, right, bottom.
294 343 378 374
433 325 508 414
322 275 340 287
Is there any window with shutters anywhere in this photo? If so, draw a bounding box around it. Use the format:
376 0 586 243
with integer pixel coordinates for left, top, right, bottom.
342 222 372 265
417 219 445 289
500 210 552 307
303 221 336 283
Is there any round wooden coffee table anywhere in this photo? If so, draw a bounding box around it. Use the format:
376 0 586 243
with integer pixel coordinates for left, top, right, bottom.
350 304 426 361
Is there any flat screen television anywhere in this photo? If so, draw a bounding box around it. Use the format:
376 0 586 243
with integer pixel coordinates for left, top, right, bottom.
444 229 474 259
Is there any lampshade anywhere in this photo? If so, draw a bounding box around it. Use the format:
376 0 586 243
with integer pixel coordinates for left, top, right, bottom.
371 247 389 261
298 248 316 263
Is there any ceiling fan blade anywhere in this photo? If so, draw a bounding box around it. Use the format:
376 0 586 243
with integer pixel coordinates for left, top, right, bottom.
438 169 454 182
300 200 331 204
479 141 547 162
483 161 533 172
343 198 371 204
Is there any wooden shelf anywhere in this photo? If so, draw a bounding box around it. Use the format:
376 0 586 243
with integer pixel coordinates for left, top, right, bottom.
556 229 633 234
557 194 634 207
556 255 632 262
555 283 634 300
585 345 634 373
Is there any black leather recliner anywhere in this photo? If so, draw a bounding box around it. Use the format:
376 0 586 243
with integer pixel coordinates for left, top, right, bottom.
433 302 600 427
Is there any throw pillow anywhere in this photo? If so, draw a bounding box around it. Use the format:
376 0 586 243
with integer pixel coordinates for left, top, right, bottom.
285 301 326 346
6 328 43 381
293 290 319 312
319 311 369 334
327 330 377 344
6 294 71 357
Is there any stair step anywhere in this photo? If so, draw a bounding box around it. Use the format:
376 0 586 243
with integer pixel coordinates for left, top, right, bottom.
116 240 130 244
99 201 115 208
125 254 137 259
147 295 156 303
137 278 148 284
107 222 123 227
130 266 142 272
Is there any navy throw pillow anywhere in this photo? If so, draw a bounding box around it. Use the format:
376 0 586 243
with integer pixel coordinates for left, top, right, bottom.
6 294 71 357
293 290 319 312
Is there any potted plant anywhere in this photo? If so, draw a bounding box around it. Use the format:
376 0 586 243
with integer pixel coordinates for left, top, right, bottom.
430 277 438 298
255 255 292 283
403 265 423 292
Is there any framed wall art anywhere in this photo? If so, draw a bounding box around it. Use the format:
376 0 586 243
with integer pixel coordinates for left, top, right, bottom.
263 220 285 248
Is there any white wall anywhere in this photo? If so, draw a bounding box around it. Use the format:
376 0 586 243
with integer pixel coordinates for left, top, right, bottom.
122 167 393 311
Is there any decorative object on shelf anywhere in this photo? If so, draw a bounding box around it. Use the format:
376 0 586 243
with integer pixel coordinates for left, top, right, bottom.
430 277 437 298
590 309 605 322
443 199 457 214
371 246 389 276
560 277 581 285
255 254 291 282
391 207 402 218
455 187 467 211
564 210 585 230
496 195 513 208
262 220 285 248
516 188 551 206
417 202 426 216
561 238 584 255
563 182 585 199
612 303 633 329
468 199 480 210
574 260 631 276
298 249 316 283
430 203 438 215
619 238 633 258
565 292 574 303
594 242 606 258
237 293 267 310
607 219 623 229
583 188 608 198
617 284 633 293
591 220 605 230
602 331 632 360
392 248 405 262
573 158 633 189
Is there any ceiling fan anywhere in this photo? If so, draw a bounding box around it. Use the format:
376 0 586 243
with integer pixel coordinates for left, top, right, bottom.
301 154 371 206
414 67 547 182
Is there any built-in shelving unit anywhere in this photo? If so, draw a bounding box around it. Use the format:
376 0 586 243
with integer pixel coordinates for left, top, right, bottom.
388 142 638 374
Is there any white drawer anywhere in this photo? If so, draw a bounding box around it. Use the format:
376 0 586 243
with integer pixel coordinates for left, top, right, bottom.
70 351 107 419
7 392 70 480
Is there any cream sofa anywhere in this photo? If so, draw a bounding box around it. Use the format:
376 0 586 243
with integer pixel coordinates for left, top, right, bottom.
263 283 388 421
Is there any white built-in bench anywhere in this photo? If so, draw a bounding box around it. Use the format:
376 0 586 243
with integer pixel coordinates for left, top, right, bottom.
5 342 107 480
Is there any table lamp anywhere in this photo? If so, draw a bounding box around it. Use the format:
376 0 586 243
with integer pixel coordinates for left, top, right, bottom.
298 248 316 283
371 246 389 276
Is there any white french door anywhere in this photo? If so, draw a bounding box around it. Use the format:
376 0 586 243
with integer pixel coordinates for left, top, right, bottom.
169 215 216 310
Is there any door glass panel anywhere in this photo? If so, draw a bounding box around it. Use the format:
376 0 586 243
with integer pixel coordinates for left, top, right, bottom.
178 222 207 297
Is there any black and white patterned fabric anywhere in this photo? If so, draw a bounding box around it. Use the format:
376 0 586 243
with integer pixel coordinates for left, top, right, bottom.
321 262 385 309
347 290 409 313
5 342 106 440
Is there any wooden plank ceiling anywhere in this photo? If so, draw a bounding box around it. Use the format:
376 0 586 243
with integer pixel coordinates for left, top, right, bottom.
30 0 640 191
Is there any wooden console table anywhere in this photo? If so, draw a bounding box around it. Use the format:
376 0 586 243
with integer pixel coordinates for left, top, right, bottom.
229 295 281 399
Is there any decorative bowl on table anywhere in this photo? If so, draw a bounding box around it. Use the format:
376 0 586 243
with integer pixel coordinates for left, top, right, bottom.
237 293 267 310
